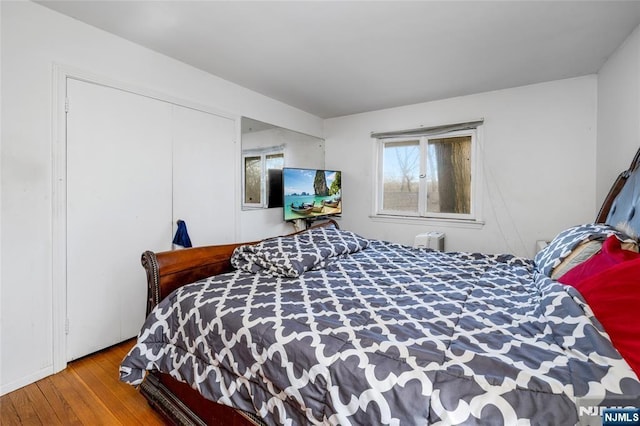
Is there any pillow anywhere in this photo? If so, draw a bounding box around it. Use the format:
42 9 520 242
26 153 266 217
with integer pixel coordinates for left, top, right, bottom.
564 258 640 378
231 225 370 277
550 239 639 280
534 223 635 277
559 235 640 285
550 240 602 280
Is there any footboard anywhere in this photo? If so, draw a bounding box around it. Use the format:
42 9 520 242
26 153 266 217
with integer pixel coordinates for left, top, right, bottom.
141 242 248 316
137 220 338 425
140 242 265 426
141 220 338 315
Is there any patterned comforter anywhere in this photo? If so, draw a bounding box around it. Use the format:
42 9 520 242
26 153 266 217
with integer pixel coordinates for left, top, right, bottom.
120 226 640 425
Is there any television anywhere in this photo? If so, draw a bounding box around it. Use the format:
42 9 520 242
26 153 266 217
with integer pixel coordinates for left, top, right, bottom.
283 167 342 222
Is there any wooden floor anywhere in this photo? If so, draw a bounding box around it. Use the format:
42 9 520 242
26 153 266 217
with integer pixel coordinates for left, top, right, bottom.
0 339 166 425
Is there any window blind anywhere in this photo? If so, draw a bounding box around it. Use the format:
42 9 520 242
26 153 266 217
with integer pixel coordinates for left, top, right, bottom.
241 144 285 155
371 120 483 140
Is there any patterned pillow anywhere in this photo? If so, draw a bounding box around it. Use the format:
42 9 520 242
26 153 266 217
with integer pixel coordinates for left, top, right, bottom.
231 225 370 277
534 223 635 277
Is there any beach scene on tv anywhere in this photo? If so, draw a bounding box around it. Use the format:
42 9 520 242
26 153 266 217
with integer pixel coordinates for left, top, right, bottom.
283 168 341 221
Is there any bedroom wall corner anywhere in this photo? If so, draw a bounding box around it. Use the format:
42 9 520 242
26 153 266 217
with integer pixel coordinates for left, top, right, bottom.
324 76 598 258
596 23 640 209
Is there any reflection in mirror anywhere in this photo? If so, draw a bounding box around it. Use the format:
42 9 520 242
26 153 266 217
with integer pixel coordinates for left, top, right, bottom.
241 117 325 210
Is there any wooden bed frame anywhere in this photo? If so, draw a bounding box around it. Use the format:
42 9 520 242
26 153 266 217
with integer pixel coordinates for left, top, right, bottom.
137 148 640 425
139 220 338 425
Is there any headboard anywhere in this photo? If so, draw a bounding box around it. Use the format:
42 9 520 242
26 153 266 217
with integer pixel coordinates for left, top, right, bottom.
597 147 640 236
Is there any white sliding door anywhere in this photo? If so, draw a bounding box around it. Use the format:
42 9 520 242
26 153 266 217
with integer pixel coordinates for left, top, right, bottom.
66 79 173 360
172 105 236 245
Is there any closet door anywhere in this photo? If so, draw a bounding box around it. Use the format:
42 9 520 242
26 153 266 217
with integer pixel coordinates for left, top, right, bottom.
66 79 173 361
172 105 236 245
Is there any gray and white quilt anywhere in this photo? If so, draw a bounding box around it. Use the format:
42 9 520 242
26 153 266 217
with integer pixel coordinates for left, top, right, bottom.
120 225 640 425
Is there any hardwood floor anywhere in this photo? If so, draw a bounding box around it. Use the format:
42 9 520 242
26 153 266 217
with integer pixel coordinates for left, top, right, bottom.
1 340 166 425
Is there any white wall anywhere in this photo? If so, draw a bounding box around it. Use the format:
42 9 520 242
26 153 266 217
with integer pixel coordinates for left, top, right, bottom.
597 23 640 207
0 1 322 395
324 77 598 257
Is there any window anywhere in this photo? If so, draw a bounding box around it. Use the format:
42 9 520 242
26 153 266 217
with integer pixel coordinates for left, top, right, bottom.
242 147 284 208
375 124 481 221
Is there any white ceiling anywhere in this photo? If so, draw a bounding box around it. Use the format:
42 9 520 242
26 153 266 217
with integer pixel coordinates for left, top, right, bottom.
39 1 640 119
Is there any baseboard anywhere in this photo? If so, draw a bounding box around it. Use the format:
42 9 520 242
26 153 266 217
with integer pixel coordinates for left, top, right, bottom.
0 366 53 396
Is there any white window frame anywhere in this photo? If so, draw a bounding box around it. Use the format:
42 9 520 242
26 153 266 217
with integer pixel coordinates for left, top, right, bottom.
241 146 284 209
374 128 481 222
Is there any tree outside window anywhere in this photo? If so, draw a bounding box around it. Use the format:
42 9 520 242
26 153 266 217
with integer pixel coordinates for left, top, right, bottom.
377 129 477 220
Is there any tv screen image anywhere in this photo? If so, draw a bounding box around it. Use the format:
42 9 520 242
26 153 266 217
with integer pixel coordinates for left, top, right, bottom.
283 168 341 221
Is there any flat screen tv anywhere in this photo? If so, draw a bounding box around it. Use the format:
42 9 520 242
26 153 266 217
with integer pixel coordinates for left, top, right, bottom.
283 168 342 222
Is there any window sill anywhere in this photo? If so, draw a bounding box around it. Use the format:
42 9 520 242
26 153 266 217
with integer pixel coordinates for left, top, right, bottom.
369 214 485 229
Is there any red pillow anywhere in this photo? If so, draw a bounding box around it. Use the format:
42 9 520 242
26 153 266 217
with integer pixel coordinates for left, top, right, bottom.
564 258 640 378
559 235 640 286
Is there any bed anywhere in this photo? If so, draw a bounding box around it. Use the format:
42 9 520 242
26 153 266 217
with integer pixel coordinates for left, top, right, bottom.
120 148 640 425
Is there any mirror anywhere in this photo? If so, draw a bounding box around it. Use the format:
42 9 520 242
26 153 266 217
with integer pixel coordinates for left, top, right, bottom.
241 117 325 210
